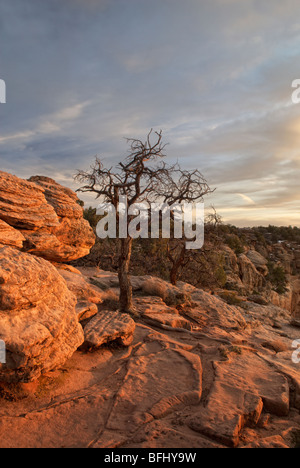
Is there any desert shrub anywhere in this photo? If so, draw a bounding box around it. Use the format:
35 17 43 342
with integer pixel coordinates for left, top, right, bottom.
100 289 120 310
83 207 101 230
224 234 244 255
219 290 244 306
267 261 287 295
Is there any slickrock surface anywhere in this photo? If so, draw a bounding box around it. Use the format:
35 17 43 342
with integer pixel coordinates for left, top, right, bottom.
0 268 299 448
0 247 84 382
0 171 95 262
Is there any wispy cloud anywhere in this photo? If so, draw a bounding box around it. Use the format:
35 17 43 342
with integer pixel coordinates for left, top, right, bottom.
0 0 299 226
237 193 256 205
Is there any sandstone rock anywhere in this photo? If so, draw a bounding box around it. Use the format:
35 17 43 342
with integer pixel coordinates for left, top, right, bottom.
22 206 95 263
57 268 104 305
215 354 290 417
0 171 59 230
76 301 99 322
0 220 25 249
272 244 294 275
260 352 300 410
0 171 95 263
0 247 84 382
83 310 136 347
247 294 268 306
28 176 84 219
268 288 292 312
246 249 268 276
134 296 192 330
291 279 300 325
104 341 202 434
22 217 95 262
242 435 290 448
188 352 290 447
191 289 247 330
223 245 240 274
238 254 266 293
188 383 263 447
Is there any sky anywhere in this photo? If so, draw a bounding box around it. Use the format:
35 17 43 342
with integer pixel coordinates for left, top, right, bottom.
0 0 300 227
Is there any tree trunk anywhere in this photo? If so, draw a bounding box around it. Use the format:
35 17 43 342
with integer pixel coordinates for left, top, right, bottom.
170 265 178 286
118 237 133 313
169 243 186 286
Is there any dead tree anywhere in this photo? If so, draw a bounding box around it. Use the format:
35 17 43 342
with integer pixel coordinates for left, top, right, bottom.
158 168 213 285
75 130 212 312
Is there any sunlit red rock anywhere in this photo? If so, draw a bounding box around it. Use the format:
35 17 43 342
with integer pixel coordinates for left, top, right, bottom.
0 219 25 249
0 247 84 383
0 170 95 262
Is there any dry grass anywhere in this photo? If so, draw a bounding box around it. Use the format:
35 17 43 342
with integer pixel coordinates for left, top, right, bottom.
100 289 119 310
219 290 244 306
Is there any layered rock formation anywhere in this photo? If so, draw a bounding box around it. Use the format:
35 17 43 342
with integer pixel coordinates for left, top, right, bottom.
0 171 97 382
223 241 300 322
0 171 141 384
0 247 84 382
0 220 25 249
0 171 95 262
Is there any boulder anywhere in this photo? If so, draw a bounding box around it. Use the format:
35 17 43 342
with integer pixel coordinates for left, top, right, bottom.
0 171 95 263
0 247 84 382
57 267 104 305
0 170 59 230
23 176 95 262
135 296 192 330
83 310 136 348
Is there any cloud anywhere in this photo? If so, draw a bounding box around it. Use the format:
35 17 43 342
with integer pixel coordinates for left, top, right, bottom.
0 0 299 226
237 193 255 205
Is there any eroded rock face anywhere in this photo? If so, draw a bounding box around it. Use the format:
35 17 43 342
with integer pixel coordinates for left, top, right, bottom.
246 250 268 276
238 254 266 294
0 247 84 382
291 280 300 326
0 171 59 231
28 176 84 219
0 171 95 263
0 220 25 249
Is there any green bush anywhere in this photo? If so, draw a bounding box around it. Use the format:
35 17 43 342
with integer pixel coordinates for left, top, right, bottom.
267 261 287 295
224 234 244 255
